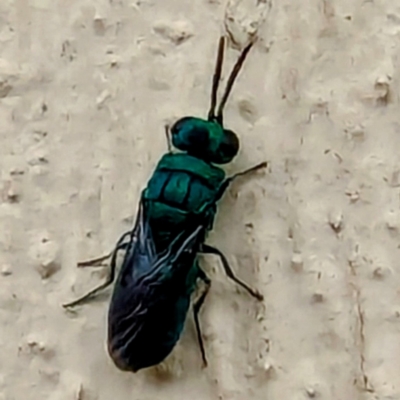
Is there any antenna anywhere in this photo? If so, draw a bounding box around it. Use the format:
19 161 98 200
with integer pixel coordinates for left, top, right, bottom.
207 36 225 122
215 40 255 125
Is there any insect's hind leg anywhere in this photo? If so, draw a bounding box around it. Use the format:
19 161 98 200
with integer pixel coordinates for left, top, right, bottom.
62 241 128 308
63 230 132 308
193 268 211 368
200 244 263 301
77 252 113 268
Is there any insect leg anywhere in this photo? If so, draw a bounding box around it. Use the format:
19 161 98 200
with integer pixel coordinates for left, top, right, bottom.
164 125 172 152
63 241 129 308
77 230 132 268
214 161 267 202
77 252 113 268
193 267 211 368
200 244 263 301
229 161 268 181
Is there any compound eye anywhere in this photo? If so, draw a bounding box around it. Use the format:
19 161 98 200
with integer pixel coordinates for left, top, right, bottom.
216 129 239 163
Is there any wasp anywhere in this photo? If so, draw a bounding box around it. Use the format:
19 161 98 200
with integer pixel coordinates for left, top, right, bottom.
64 35 267 373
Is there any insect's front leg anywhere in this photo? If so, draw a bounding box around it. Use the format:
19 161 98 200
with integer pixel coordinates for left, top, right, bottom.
164 125 172 152
215 161 267 201
230 161 268 181
200 244 263 301
193 267 211 368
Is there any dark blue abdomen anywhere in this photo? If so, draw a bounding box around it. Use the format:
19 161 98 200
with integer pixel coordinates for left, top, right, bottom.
107 260 201 372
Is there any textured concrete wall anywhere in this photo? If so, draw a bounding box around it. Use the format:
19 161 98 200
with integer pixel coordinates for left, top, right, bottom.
1 0 399 399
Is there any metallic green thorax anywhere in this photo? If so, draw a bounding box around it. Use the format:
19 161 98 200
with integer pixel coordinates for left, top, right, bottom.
143 150 226 251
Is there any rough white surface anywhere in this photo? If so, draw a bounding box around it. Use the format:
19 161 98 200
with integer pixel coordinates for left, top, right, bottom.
1 0 399 399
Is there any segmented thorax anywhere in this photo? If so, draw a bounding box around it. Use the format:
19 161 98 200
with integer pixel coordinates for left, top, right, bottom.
143 152 225 248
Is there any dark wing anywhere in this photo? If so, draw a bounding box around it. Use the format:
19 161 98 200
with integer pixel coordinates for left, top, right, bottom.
107 194 206 371
115 193 204 287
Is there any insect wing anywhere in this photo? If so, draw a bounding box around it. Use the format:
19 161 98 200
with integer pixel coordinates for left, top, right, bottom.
107 200 204 372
